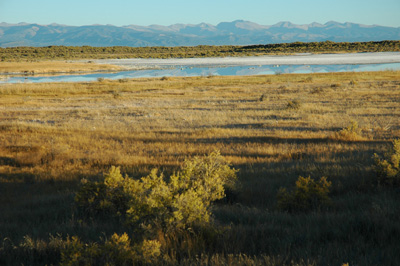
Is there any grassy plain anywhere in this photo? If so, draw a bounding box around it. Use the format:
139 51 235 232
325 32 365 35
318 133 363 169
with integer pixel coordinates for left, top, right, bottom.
1 40 399 62
0 61 123 75
0 71 400 265
2 40 399 74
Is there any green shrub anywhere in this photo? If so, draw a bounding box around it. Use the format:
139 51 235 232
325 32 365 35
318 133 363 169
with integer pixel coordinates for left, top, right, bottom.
373 139 400 186
277 176 332 212
139 239 162 264
75 151 238 234
75 166 129 218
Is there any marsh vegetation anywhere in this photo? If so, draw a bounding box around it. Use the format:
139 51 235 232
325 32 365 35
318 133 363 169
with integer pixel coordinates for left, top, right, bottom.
2 40 399 77
1 40 399 62
0 71 399 265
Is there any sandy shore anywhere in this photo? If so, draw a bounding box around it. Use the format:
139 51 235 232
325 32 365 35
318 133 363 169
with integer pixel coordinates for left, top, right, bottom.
94 52 400 69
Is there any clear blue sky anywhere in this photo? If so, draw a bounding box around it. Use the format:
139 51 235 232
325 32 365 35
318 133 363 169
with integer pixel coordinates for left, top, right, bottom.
1 0 399 27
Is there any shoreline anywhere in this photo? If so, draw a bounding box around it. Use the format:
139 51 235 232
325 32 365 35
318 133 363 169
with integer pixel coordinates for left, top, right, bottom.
1 52 400 76
94 52 400 69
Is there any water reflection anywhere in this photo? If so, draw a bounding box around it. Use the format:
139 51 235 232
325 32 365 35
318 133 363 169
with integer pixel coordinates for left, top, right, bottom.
1 63 400 84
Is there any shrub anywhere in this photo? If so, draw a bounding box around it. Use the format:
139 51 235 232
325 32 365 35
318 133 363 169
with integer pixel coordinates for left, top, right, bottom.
111 90 121 99
332 121 366 141
139 239 162 264
75 151 238 234
286 100 301 110
60 233 158 266
75 166 130 218
277 176 332 212
349 80 358 86
160 76 173 81
304 76 313 83
311 87 323 94
373 139 400 186
331 83 341 88
118 78 129 83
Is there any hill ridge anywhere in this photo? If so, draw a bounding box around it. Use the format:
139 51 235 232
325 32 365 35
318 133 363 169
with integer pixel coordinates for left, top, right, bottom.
1 20 399 47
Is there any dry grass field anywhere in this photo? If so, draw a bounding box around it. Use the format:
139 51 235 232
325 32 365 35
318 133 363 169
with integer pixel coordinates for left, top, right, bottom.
0 71 399 265
0 61 122 74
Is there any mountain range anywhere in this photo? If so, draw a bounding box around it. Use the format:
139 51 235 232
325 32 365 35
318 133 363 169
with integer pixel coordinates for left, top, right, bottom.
1 20 399 47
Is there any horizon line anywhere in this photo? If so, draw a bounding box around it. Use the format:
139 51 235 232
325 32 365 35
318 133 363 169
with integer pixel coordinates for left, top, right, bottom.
1 20 399 28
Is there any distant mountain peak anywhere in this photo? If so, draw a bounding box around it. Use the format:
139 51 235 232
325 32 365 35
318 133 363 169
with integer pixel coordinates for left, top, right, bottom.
325 21 342 26
198 22 212 27
48 23 66 26
309 22 324 27
1 20 399 47
228 19 247 24
275 21 298 27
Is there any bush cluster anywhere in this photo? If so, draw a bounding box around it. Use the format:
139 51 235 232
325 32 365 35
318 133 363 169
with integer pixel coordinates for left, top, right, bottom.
70 152 238 264
332 121 366 141
75 151 238 234
238 40 400 54
60 233 162 266
277 176 332 212
373 139 400 186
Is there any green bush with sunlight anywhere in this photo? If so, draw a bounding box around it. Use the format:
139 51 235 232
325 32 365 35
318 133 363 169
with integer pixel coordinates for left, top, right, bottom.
75 151 238 234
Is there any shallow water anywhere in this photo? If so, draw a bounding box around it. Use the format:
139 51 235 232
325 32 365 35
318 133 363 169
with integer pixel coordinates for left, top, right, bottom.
1 63 400 84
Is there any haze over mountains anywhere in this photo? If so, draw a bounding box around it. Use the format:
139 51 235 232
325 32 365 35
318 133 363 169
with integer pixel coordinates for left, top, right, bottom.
1 20 399 47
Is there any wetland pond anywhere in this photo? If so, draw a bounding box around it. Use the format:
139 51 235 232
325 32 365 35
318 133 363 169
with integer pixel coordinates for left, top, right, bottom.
2 52 400 83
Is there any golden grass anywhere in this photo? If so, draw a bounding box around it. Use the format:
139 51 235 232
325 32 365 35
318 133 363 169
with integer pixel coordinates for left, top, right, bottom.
0 61 122 74
1 71 400 265
0 71 399 182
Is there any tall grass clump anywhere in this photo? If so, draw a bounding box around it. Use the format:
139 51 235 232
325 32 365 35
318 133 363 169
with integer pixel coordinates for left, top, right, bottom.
332 121 366 141
60 233 163 266
277 176 332 212
286 100 301 110
373 139 400 186
0 235 66 266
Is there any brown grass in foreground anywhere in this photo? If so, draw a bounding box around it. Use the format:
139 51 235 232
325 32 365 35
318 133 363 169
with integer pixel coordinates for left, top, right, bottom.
0 71 400 265
1 71 398 182
0 61 122 74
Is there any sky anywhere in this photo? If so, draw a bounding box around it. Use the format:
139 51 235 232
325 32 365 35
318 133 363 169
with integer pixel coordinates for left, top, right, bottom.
1 0 399 27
